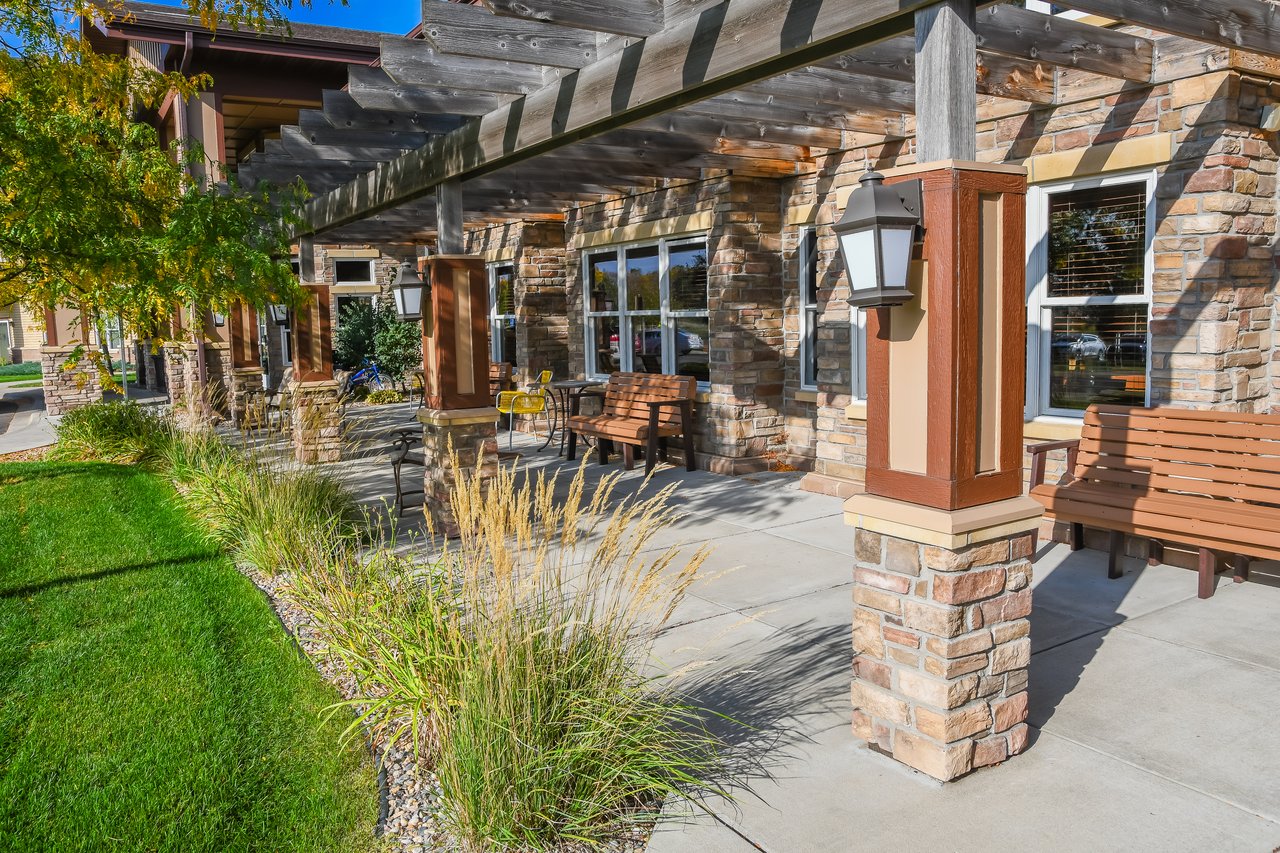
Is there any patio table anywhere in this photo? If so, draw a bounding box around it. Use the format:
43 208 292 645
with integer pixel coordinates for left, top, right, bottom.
547 379 604 457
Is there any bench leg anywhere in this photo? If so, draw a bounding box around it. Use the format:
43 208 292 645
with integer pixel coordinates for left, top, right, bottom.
1198 548 1216 600
1069 522 1084 551
566 430 578 462
1107 530 1125 580
1233 554 1251 584
598 439 612 465
658 436 669 462
682 430 696 472
645 432 658 476
622 443 636 471
1147 539 1164 567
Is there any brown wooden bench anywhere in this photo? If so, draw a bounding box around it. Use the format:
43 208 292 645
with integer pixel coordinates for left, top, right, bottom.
566 372 696 475
1029 404 1280 599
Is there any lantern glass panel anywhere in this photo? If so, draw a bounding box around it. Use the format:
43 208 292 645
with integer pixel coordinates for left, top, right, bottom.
839 228 878 294
879 225 915 289
394 284 423 321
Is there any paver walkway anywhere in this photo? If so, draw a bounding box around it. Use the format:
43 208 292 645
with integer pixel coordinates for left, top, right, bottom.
333 423 1280 853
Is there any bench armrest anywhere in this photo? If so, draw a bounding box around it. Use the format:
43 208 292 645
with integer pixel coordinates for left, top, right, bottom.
645 397 693 435
1029 439 1080 489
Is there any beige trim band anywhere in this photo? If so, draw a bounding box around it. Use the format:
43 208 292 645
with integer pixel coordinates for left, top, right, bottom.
1023 133 1173 184
844 493 1044 550
330 284 381 295
417 406 500 427
324 248 381 259
484 248 516 264
787 204 819 227
572 211 713 250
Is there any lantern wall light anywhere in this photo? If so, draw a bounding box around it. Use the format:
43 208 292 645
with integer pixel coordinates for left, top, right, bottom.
267 304 289 326
211 310 227 327
835 171 923 310
390 260 428 322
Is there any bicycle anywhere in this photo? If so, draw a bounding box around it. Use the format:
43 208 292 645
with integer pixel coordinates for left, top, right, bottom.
344 358 385 395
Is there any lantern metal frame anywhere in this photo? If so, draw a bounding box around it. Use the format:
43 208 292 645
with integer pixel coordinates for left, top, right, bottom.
390 260 428 322
835 171 924 310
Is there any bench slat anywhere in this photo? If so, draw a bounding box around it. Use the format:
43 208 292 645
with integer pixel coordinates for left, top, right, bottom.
1071 461 1280 504
1081 423 1280 459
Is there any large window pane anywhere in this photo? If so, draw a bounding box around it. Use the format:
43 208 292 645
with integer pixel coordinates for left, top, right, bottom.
669 243 708 311
1048 182 1146 298
629 315 664 374
675 317 710 382
588 252 619 311
625 245 661 312
589 316 621 375
493 265 515 315
1048 305 1148 411
493 318 516 367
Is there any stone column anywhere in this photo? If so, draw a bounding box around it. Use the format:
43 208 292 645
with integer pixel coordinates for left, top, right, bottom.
848 494 1040 780
291 379 342 464
40 346 101 415
419 407 499 536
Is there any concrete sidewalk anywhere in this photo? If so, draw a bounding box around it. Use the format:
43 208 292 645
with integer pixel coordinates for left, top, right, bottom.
0 385 56 454
333 428 1280 853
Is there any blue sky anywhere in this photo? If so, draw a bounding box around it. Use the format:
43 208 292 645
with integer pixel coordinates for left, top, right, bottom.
151 0 421 33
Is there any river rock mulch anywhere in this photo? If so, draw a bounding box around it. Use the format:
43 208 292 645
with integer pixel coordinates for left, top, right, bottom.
240 563 650 853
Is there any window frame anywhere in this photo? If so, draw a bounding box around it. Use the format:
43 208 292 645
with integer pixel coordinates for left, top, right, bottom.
799 227 819 391
799 226 866 399
582 233 709 387
332 258 375 286
1025 169 1155 420
488 262 517 367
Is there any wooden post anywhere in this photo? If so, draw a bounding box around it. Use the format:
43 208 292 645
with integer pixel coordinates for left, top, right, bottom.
914 0 977 162
290 236 342 463
436 180 464 255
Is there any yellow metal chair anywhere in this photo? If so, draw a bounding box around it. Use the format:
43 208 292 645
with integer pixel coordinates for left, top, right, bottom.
496 369 553 449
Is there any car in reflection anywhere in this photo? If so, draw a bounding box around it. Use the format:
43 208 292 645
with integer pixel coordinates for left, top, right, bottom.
1113 334 1147 361
631 329 702 355
1051 332 1109 362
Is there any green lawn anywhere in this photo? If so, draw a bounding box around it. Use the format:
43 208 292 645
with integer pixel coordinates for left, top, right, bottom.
0 462 381 852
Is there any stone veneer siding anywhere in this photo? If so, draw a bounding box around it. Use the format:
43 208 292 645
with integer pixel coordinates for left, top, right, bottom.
40 348 101 415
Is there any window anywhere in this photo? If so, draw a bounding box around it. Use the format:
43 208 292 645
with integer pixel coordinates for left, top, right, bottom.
334 295 374 331
333 259 374 284
584 237 709 383
800 228 866 399
1027 173 1152 417
489 263 516 368
800 229 819 389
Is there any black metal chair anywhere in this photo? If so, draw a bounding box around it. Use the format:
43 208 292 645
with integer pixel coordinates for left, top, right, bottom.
390 428 426 516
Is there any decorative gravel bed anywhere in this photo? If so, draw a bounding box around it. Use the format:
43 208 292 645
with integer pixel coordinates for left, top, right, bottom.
241 564 650 853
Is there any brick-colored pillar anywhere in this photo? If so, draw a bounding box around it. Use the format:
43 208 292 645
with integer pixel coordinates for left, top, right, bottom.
419 255 500 533
40 346 101 415
290 240 341 464
848 500 1039 781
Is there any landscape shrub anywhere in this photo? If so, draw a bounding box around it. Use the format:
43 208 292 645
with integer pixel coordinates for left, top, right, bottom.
49 400 174 467
333 302 422 384
293 458 723 850
165 432 361 577
0 360 40 377
363 389 404 405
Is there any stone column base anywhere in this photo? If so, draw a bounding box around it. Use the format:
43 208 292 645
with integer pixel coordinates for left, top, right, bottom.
417 406 500 537
228 367 265 428
291 380 342 464
845 493 1043 781
40 347 101 416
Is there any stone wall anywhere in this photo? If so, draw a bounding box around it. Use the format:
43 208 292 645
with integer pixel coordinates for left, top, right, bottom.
851 528 1034 781
291 380 342 464
40 347 101 415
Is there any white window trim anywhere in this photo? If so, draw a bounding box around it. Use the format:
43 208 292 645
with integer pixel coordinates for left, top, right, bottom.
332 258 375 289
800 227 867 399
582 234 709 387
488 262 516 366
799 227 819 392
1025 168 1155 420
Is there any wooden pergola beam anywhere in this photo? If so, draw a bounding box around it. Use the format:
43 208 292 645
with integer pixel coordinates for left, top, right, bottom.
976 4 1152 82
378 36 555 96
348 65 516 116
480 0 664 39
685 96 904 137
302 0 984 236
420 0 599 69
632 110 846 149
320 90 462 133
1063 0 1280 58
821 38 1053 103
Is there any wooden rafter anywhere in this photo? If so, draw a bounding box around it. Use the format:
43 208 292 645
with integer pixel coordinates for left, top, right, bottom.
378 36 556 95
480 0 664 39
320 90 461 133
420 0 599 68
1063 0 1280 58
348 65 517 115
976 4 1152 82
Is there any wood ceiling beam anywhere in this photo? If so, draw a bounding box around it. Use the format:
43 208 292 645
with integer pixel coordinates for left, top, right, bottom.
480 0 664 39
320 90 462 134
279 127 423 162
291 117 433 150
976 4 1152 82
420 0 599 68
631 110 845 149
377 36 556 95
1060 0 1280 59
745 67 916 114
684 97 904 137
302 0 979 236
348 66 516 116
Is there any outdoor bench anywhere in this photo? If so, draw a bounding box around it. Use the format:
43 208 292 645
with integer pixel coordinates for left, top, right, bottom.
1029 403 1280 599
566 372 696 475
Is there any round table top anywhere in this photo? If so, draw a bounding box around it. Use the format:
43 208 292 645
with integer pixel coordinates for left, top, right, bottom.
548 379 604 390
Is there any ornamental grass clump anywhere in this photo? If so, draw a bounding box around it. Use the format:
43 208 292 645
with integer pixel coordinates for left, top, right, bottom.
164 430 362 577
49 400 175 468
292 457 723 851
